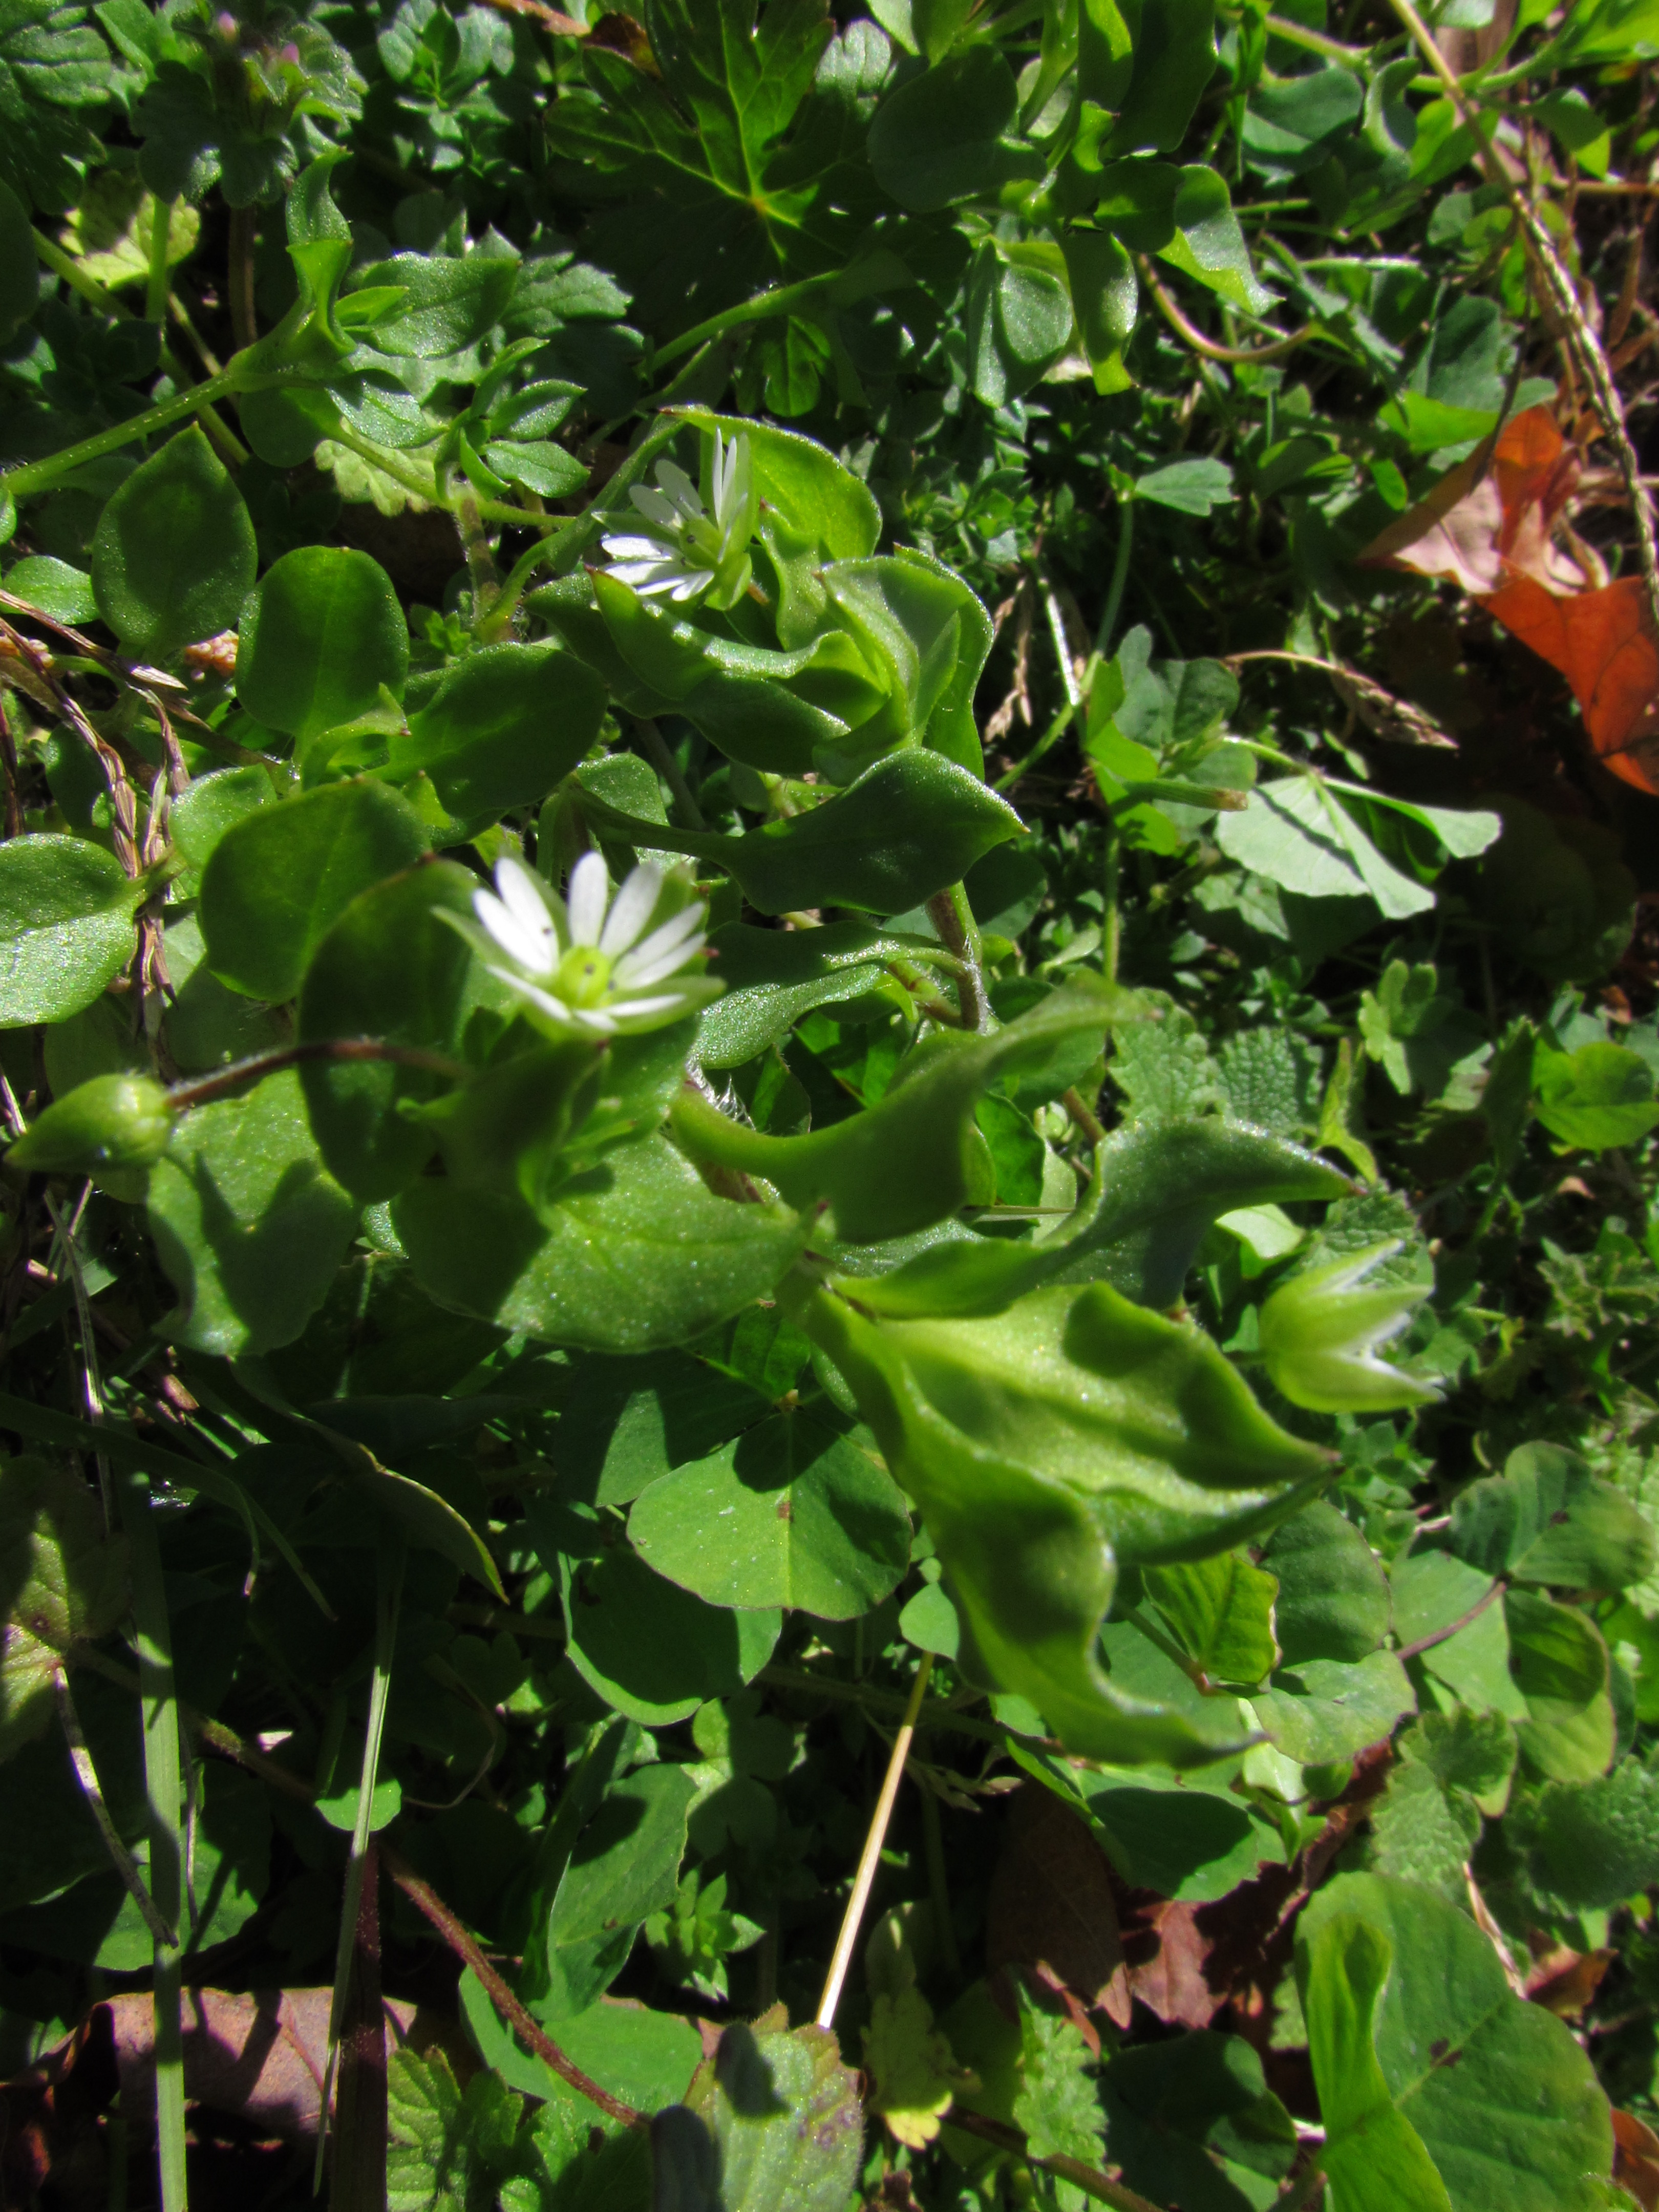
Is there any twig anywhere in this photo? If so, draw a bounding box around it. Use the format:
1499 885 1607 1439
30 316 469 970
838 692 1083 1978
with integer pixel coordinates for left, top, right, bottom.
816 1651 934 2030
1386 0 1659 633
1395 1576 1504 1660
381 1844 646 2129
165 1038 473 1114
1139 259 1315 365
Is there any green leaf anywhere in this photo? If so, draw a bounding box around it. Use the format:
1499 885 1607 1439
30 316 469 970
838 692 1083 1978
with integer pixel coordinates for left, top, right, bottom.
351 249 519 358
964 239 1075 409
1136 456 1235 516
1250 1650 1415 1766
1242 63 1365 175
1355 1758 1482 1899
0 834 140 1026
167 765 274 877
1098 2032 1298 2210
673 975 1129 1244
1052 1753 1285 1901
867 44 1037 211
88 426 256 664
554 1352 774 1508
4 554 94 623
584 748 1021 917
296 860 487 1201
236 545 410 745
0 175 37 341
627 1408 911 1617
1095 159 1274 316
658 2010 864 2212
1523 1756 1659 1909
803 1277 1330 1764
1396 1708 1516 1818
1298 1873 1615 2211
1101 0 1218 156
198 777 430 1004
1506 1588 1615 1782
459 1966 701 2121
396 1134 812 1352
531 1496 777 1727
391 643 607 825
1142 1549 1279 1686
146 1066 358 1356
1449 1442 1655 1590
1301 1912 1455 2212
542 1762 697 2017
0 0 115 215
0 1457 128 1760
1533 1041 1659 1151
1263 1501 1393 1663
694 921 930 1070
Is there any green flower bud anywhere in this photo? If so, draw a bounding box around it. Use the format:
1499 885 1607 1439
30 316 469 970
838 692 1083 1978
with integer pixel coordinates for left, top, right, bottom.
1259 1239 1439 1414
8 1075 177 1176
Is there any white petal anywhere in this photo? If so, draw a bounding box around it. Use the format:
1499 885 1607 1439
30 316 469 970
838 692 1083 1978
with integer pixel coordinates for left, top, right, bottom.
599 863 665 955
566 850 610 947
609 561 692 593
613 991 693 1019
629 485 681 530
486 968 579 1025
572 1005 619 1033
668 572 709 601
613 905 703 982
712 429 730 513
602 533 672 561
496 853 555 935
474 887 552 975
615 936 707 990
654 458 702 517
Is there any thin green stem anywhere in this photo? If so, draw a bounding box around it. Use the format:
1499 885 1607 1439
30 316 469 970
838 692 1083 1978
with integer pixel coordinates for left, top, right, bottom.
4 367 237 499
316 1536 404 2186
635 718 707 831
145 197 172 328
117 1461 187 2212
1097 498 1134 660
1101 820 1122 987
650 270 846 375
926 881 992 1031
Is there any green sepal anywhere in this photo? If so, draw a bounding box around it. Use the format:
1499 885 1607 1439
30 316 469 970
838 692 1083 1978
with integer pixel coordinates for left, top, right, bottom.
8 1073 176 1176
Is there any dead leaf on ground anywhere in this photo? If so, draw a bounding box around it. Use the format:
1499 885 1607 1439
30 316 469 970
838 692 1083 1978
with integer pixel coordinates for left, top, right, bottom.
1523 1944 1613 2017
985 1785 1124 2015
1615 2108 1659 2211
1360 405 1659 795
1123 1898 1222 2029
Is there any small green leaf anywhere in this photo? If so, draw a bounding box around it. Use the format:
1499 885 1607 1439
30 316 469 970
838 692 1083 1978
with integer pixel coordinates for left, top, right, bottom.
866 45 1037 211
147 1066 358 1356
660 2010 864 2212
1264 1502 1392 1664
1449 1442 1655 1590
396 1134 812 1352
0 834 140 1026
542 1762 696 2016
391 642 607 824
1136 456 1235 515
0 175 38 344
1533 1040 1659 1151
1523 1756 1659 1909
1250 1650 1415 1765
627 1409 911 1618
199 777 430 1003
1142 1550 1279 1685
0 1458 129 1761
4 554 95 623
1506 1588 1615 1782
236 545 410 743
89 426 256 664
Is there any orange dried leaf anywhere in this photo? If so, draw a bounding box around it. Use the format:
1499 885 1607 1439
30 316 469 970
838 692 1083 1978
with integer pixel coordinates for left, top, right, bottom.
1359 405 1584 595
1483 572 1659 794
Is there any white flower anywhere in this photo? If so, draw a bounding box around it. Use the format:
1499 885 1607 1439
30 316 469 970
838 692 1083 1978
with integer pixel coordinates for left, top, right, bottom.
599 429 756 609
452 852 719 1037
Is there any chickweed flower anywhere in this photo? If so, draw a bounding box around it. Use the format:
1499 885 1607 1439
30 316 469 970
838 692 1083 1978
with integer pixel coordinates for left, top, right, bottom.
1259 1239 1440 1414
451 852 719 1038
600 429 757 610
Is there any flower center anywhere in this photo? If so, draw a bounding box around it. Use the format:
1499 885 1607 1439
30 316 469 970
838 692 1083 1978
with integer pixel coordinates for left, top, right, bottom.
554 946 617 1008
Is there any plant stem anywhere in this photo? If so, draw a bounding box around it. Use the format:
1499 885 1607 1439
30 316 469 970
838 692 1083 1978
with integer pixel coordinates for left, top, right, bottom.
55 1672 177 1945
636 717 707 831
815 1650 933 2031
1101 818 1122 986
1097 498 1134 661
165 1038 472 1114
116 1460 188 2212
919 1779 961 1980
945 2109 1167 2212
3 367 237 499
381 1844 647 2128
145 197 173 328
925 883 992 1031
316 1536 403 2186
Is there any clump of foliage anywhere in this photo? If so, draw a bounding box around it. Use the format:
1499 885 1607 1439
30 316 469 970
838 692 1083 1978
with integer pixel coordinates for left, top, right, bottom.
5 2 1659 2208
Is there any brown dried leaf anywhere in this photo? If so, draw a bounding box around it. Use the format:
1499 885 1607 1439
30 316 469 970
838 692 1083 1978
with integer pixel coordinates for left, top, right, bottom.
984 1787 1123 2011
1360 406 1584 596
1615 2108 1659 2211
1124 1899 1221 2030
